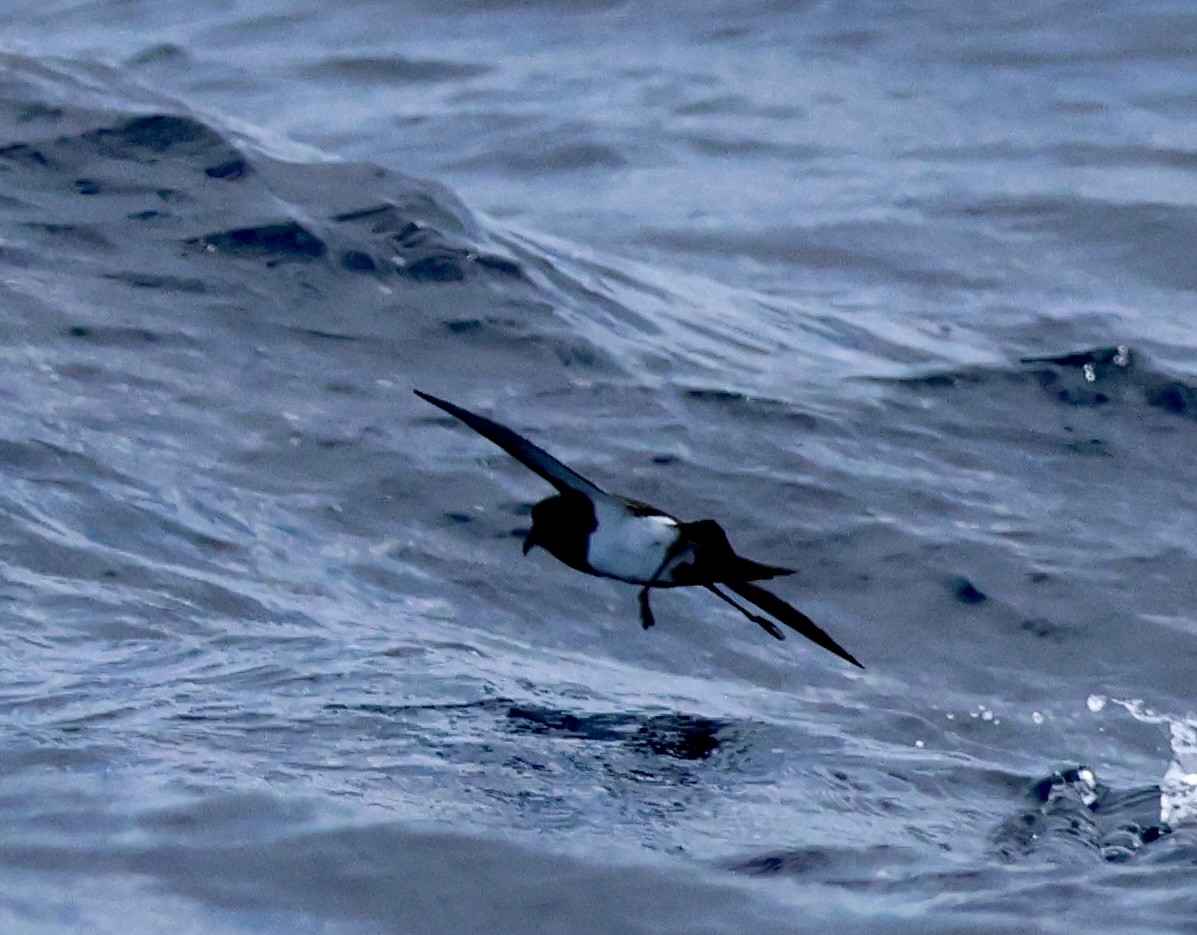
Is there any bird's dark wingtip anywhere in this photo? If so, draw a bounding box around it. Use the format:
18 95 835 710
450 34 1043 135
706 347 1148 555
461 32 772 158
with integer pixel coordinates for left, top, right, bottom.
821 641 864 669
412 388 607 500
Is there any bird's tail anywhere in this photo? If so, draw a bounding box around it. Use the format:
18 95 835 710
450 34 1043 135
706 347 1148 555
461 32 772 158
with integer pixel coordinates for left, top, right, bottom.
723 581 863 668
680 519 794 582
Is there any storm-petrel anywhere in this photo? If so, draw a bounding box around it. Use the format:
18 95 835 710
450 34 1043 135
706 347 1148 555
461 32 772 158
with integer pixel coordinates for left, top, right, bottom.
415 390 862 668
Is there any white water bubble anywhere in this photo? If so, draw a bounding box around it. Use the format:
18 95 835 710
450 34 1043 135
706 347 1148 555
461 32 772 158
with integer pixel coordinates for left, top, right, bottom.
1098 697 1197 828
1160 721 1197 827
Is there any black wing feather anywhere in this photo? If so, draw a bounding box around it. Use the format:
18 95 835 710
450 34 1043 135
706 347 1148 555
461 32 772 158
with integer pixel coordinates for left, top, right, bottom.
415 390 607 500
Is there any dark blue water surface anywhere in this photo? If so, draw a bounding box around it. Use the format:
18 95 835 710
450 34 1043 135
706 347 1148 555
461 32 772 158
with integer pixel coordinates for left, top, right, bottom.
1 2 1196 932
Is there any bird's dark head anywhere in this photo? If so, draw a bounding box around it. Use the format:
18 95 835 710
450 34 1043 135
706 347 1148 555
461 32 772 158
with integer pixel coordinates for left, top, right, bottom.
523 493 596 571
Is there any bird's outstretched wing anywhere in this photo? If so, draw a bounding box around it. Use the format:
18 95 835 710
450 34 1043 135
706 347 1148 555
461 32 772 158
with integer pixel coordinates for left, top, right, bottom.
415 390 607 500
724 581 863 669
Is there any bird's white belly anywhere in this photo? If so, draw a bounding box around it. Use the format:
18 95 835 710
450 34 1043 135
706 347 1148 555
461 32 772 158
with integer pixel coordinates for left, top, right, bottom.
586 505 679 584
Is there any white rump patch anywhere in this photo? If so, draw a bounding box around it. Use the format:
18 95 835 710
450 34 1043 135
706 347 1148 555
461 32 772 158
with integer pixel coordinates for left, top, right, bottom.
586 501 679 584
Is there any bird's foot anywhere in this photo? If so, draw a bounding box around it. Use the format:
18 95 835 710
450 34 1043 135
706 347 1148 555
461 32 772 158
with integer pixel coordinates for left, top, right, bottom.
706 583 785 640
752 614 785 640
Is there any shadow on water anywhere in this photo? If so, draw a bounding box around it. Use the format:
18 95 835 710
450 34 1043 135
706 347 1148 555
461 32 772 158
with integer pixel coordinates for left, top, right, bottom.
328 699 725 762
505 706 724 761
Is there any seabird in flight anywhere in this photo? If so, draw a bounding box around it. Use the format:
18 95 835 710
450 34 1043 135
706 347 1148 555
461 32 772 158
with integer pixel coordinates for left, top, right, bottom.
415 389 862 668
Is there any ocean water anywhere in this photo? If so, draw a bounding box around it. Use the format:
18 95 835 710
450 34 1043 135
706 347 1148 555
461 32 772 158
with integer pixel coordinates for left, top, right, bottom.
1 1 1196 932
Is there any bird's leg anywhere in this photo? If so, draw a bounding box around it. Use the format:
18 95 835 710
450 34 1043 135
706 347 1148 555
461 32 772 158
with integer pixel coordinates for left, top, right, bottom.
639 550 679 632
638 587 656 630
706 584 784 640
